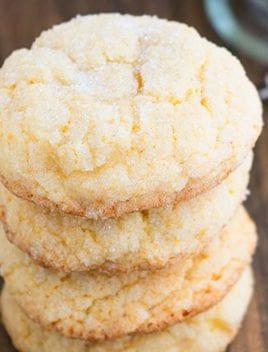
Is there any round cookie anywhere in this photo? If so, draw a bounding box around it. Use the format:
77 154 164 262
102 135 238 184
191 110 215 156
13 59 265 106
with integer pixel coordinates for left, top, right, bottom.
1 268 253 352
0 156 251 273
0 14 262 219
0 207 256 341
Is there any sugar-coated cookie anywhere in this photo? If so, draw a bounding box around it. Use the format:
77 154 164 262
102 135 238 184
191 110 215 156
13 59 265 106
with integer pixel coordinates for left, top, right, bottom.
0 14 262 219
0 207 256 340
1 267 253 352
0 156 251 273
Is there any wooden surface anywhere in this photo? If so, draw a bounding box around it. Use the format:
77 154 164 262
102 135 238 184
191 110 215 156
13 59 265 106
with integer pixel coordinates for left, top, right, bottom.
0 1 267 351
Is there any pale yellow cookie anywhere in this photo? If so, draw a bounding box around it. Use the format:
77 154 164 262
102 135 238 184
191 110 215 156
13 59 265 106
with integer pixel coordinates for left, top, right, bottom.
0 156 251 273
0 207 256 341
0 14 262 219
1 267 253 352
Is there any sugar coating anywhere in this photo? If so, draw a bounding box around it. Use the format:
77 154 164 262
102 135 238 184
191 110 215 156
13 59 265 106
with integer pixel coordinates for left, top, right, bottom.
2 268 253 352
0 14 262 218
0 207 256 341
0 156 251 273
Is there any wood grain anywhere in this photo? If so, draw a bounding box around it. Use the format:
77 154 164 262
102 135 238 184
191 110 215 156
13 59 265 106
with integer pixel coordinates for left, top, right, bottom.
0 1 267 351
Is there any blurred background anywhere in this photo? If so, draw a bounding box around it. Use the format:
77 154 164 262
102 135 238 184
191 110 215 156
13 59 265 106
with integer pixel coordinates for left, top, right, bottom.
0 1 267 351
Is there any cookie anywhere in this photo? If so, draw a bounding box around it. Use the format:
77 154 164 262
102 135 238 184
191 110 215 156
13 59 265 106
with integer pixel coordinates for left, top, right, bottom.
0 14 262 219
1 267 253 352
0 207 256 341
0 155 251 273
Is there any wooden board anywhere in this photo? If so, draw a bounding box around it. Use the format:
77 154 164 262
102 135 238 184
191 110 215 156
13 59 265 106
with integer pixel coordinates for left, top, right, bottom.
0 1 267 351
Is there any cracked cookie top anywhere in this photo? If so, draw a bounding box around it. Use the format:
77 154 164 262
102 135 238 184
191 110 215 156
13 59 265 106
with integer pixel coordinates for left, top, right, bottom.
0 14 262 218
0 207 256 341
1 267 253 352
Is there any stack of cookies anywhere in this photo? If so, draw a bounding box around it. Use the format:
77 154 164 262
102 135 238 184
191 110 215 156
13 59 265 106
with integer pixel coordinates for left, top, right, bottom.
0 14 262 352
